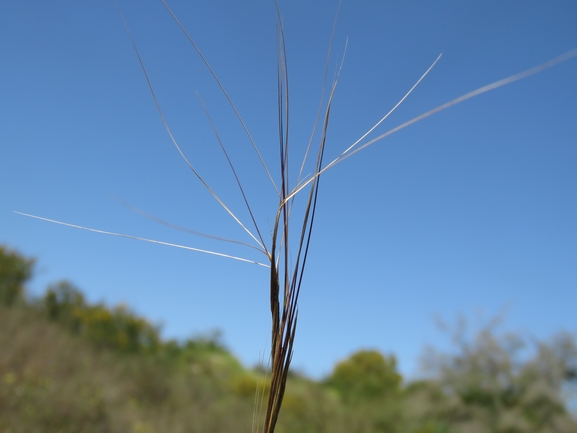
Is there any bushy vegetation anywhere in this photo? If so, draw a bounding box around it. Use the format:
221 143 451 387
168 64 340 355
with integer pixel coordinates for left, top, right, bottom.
1 244 575 432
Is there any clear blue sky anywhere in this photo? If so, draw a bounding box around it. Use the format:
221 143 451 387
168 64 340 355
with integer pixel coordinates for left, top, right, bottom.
1 0 576 379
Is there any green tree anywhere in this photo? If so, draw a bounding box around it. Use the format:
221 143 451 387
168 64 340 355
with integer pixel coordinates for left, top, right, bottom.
0 245 35 306
73 303 161 353
326 350 402 405
325 350 404 433
43 280 161 353
44 280 86 331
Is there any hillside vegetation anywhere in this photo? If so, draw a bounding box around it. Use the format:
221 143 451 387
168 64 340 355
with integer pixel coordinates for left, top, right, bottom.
1 244 576 433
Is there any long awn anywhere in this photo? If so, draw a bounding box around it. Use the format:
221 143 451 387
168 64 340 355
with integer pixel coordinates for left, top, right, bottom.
15 2 577 432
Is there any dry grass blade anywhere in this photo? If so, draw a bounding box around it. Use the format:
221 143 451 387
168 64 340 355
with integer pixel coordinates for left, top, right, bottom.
285 47 577 204
252 349 269 433
116 6 267 253
159 0 279 197
14 212 269 267
196 92 269 255
113 196 266 254
296 1 342 185
260 4 346 432
15 5 273 271
333 47 577 166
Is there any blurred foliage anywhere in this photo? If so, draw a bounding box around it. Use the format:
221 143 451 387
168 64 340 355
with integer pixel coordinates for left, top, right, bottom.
1 244 576 432
324 350 404 433
0 245 34 306
44 280 161 353
405 318 577 433
326 350 402 404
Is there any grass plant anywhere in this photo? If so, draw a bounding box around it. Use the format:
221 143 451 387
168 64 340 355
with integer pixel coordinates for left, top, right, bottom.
15 2 577 432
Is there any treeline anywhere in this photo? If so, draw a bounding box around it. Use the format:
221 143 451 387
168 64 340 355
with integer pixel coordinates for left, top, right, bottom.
1 244 576 433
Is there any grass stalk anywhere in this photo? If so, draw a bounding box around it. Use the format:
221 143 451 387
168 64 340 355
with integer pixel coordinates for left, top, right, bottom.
14 2 577 433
